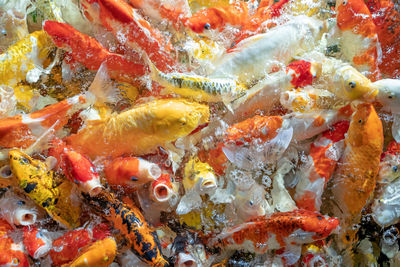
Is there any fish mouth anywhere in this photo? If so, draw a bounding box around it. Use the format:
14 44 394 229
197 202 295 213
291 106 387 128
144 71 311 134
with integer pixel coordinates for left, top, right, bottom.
0 165 13 179
153 184 173 202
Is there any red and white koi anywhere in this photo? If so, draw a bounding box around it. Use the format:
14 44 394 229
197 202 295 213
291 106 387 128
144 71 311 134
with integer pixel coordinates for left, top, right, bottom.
210 209 339 265
48 139 103 196
104 156 161 188
210 16 324 85
378 141 400 184
0 219 29 267
294 120 350 211
23 225 51 259
151 173 178 203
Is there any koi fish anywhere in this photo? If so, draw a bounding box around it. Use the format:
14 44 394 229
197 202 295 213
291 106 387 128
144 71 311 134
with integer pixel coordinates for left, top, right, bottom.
8 150 81 229
23 225 51 259
145 54 247 107
84 191 170 266
0 30 54 86
62 237 117 267
127 0 191 30
336 0 380 80
210 209 339 265
49 223 111 266
300 244 328 267
0 190 38 226
48 139 103 196
43 21 147 84
233 0 289 43
374 79 400 114
378 141 400 184
151 173 178 203
183 156 217 194
0 219 29 267
65 98 209 159
329 103 383 248
211 16 324 85
184 1 249 33
104 156 161 188
80 0 176 72
233 181 269 221
294 120 349 211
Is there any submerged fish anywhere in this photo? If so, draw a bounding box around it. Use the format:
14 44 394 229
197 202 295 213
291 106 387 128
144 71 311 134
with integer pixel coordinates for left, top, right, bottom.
295 120 349 211
210 209 339 265
378 141 400 184
9 150 81 229
65 98 209 158
329 103 383 249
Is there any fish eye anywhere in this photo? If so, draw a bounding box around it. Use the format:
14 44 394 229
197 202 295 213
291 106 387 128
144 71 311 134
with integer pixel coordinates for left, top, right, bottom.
204 23 211 30
1 29 6 36
249 200 254 206
342 0 347 5
389 95 394 99
393 166 398 172
20 157 30 164
348 81 356 88
358 119 363 123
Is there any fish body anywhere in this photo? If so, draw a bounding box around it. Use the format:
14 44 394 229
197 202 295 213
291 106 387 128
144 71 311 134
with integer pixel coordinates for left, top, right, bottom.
211 16 323 85
0 223 29 267
336 0 380 79
147 57 247 104
62 237 117 267
185 1 249 33
65 98 209 158
81 0 176 72
329 103 383 247
85 191 169 266
49 224 111 266
211 209 339 264
0 30 54 86
9 150 81 229
23 225 51 259
295 120 349 211
183 156 217 193
44 21 146 83
0 93 93 149
48 139 102 196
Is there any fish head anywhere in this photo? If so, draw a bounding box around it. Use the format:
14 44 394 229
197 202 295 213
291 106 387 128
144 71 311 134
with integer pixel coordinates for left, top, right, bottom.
336 0 376 37
151 173 178 202
151 99 209 138
298 210 339 240
375 79 400 113
347 103 383 148
335 66 375 100
184 7 223 33
183 157 217 193
379 153 400 183
8 150 44 183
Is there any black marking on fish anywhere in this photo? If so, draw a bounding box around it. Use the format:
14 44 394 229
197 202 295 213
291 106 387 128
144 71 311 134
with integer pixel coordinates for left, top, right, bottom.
24 182 37 193
130 176 138 181
42 197 52 208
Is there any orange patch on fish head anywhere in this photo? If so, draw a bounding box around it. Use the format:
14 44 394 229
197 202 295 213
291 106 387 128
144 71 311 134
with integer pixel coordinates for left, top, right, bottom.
185 8 224 33
298 211 339 240
348 103 383 147
312 116 326 128
336 0 377 37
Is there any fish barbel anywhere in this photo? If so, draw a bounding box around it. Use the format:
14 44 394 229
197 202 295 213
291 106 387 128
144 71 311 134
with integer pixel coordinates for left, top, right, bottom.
328 103 383 248
66 98 209 159
8 150 81 229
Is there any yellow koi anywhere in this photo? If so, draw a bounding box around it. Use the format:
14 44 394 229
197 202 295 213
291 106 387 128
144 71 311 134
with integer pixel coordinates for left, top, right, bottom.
0 30 54 86
183 156 217 193
62 237 117 267
8 150 81 229
66 98 209 158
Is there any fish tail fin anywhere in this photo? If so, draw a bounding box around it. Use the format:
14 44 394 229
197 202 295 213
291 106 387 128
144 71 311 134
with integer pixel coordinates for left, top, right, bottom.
141 52 160 81
86 63 121 105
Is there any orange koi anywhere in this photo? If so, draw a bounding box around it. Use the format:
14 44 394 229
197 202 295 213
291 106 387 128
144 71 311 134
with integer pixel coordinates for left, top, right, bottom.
62 237 117 267
23 225 51 259
85 191 170 266
48 139 102 196
49 223 111 266
329 103 383 248
295 120 350 211
81 0 176 72
184 1 249 33
0 93 92 149
336 0 380 80
211 210 339 265
0 219 29 267
43 21 146 83
104 156 161 188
